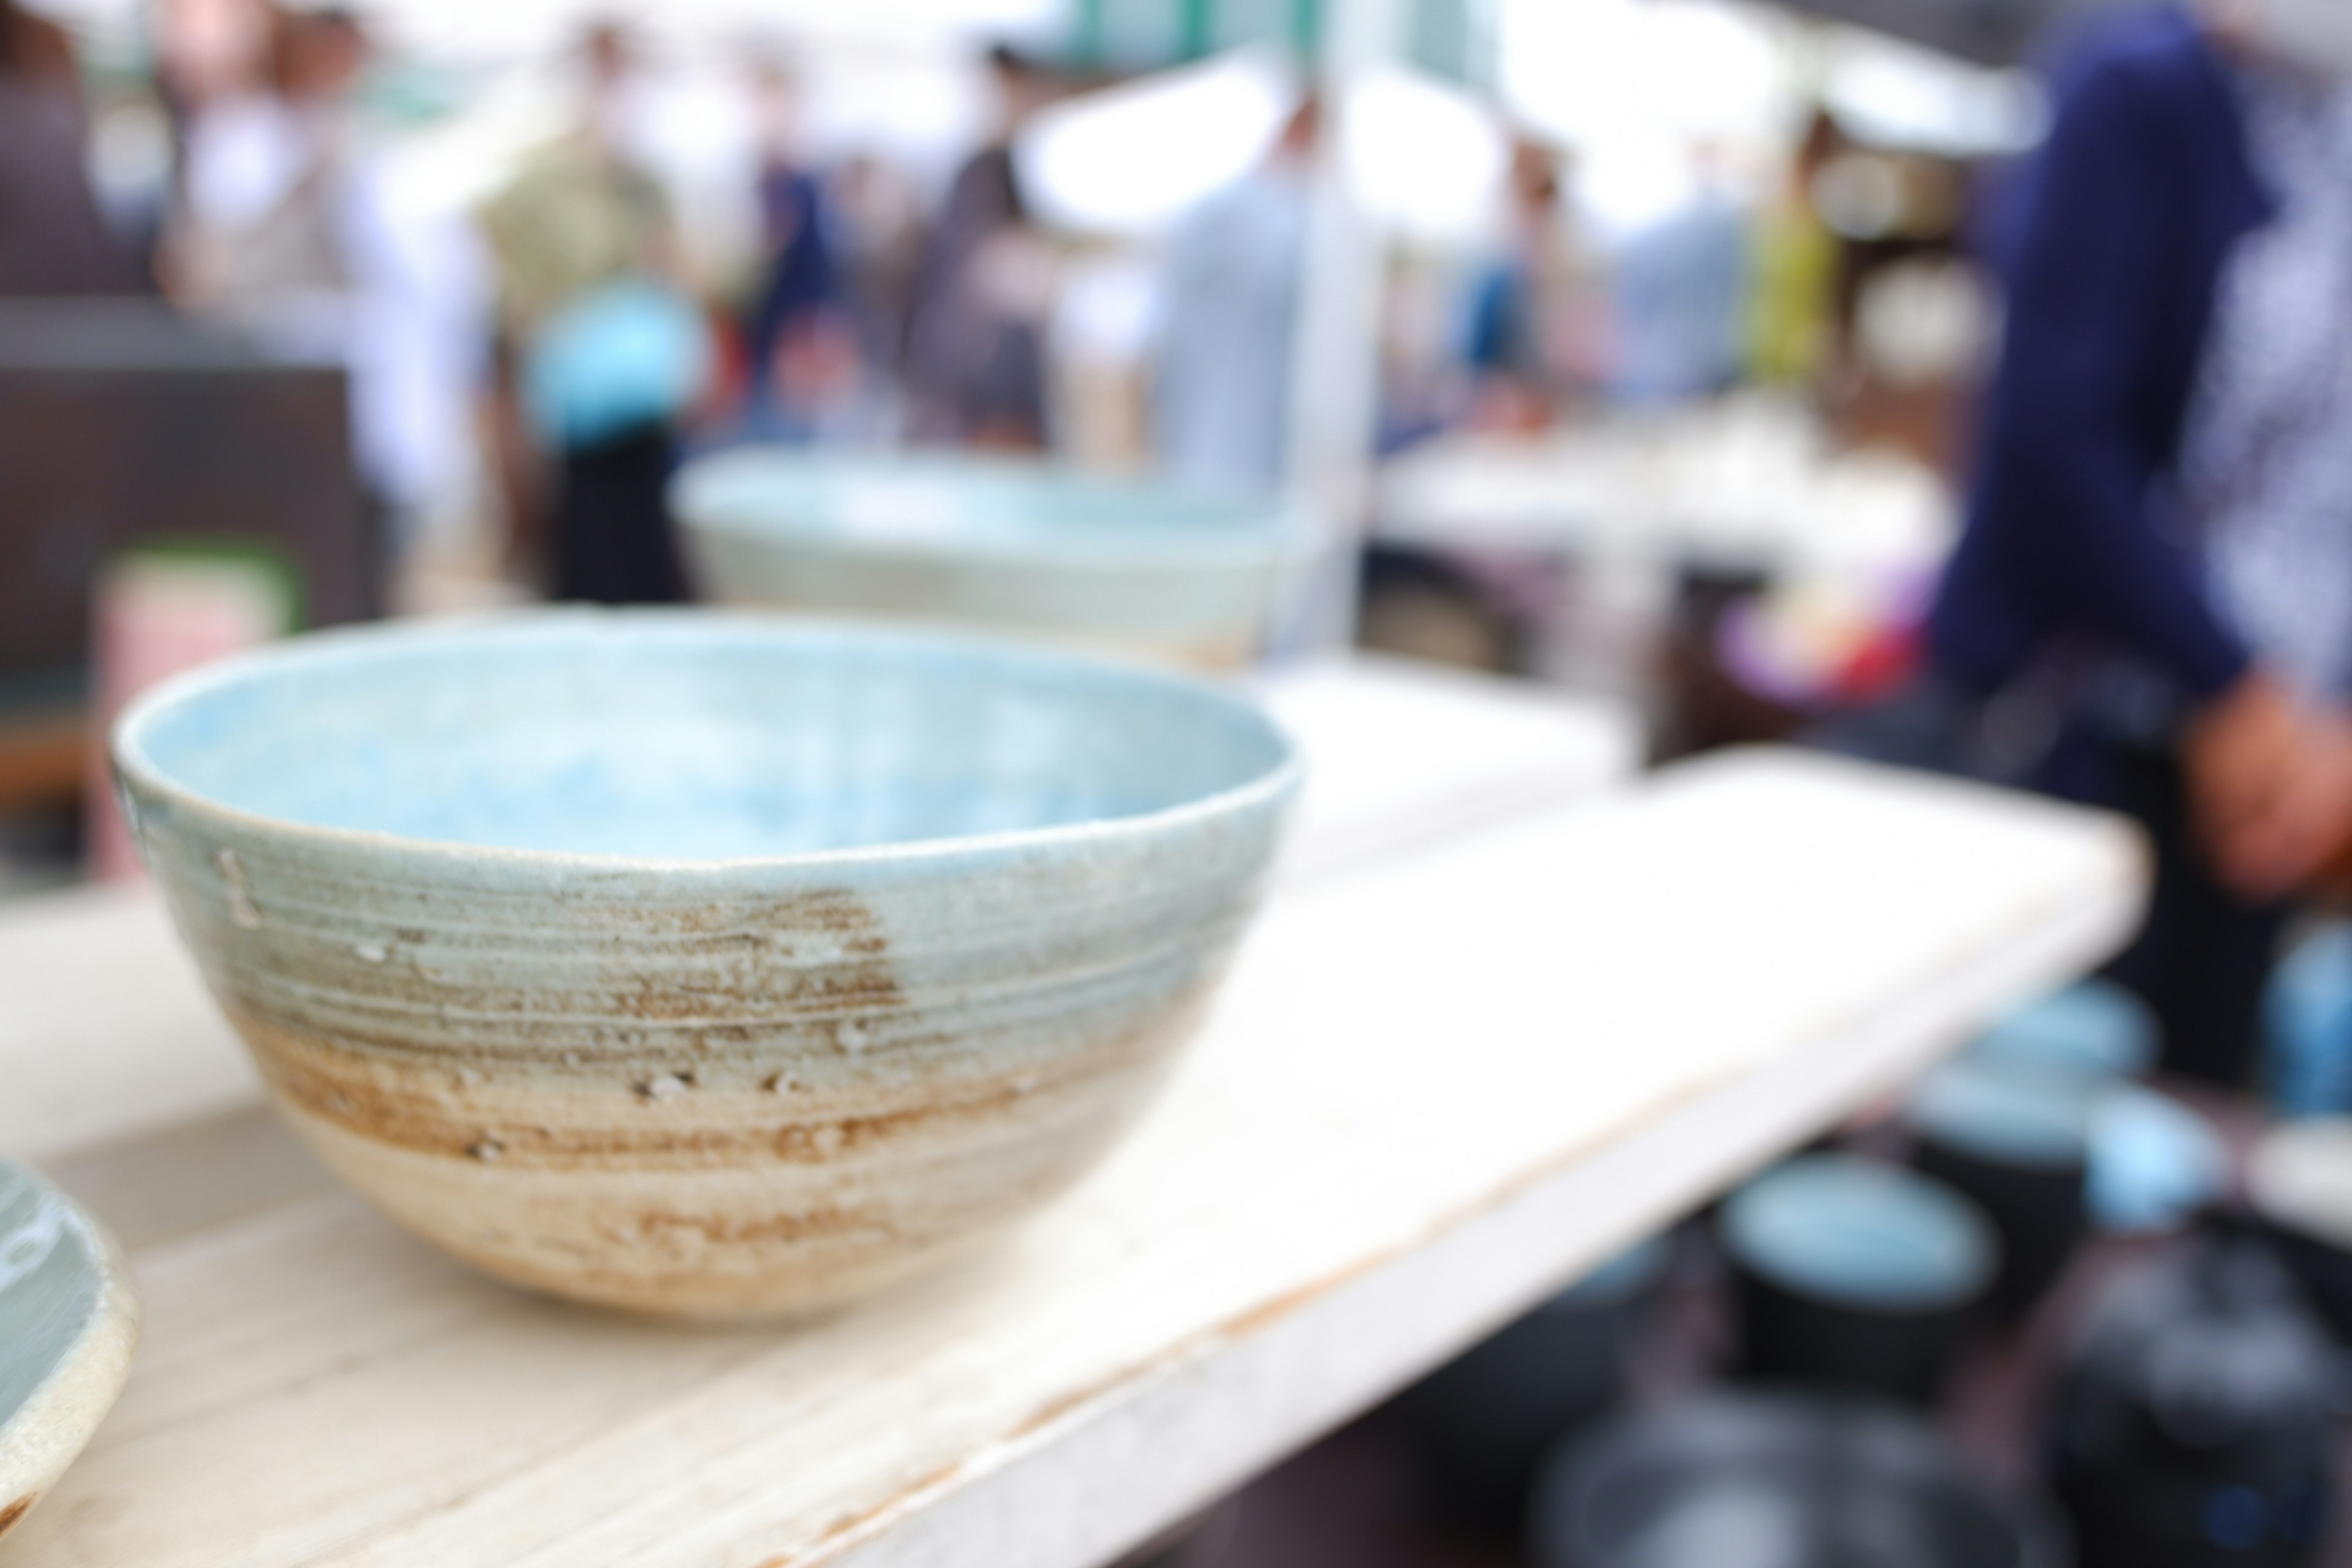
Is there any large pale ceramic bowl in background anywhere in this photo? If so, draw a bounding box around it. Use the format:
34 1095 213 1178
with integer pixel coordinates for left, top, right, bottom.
673 450 1303 670
113 612 1300 1316
0 1161 141 1541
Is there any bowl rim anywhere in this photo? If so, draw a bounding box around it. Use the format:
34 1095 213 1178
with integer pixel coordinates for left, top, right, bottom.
1719 1153 2000 1311
670 447 1315 570
110 608 1304 875
0 1157 143 1526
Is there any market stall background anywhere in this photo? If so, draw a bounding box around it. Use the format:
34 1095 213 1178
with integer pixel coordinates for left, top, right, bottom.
9 0 2352 1565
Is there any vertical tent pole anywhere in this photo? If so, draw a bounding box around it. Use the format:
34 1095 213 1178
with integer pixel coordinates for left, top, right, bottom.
1280 0 1406 657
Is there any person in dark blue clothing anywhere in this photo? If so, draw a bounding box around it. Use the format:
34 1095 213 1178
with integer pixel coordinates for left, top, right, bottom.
742 57 841 436
1458 137 1600 434
1929 0 2352 1085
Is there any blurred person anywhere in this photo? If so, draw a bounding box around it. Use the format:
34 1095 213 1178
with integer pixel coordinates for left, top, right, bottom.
1746 108 1844 389
0 0 145 294
480 21 707 604
169 7 366 315
1608 148 1751 405
738 53 850 439
1376 252 1470 452
1460 137 1604 432
156 0 270 110
1926 0 2352 1085
167 8 486 553
1152 96 1320 498
831 151 925 374
900 43 1058 450
150 0 269 276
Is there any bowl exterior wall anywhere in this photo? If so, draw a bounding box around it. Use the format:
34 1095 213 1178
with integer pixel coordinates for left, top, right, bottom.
680 525 1280 673
124 780 1286 1316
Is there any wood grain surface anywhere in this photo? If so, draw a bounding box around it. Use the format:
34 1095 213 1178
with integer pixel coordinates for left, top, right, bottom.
0 673 2138 1568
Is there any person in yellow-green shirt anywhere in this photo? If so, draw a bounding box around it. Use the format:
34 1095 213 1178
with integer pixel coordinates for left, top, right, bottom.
1747 109 1843 389
478 23 706 606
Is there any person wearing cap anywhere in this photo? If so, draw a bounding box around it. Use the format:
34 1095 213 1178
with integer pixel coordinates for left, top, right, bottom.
1928 0 2352 1085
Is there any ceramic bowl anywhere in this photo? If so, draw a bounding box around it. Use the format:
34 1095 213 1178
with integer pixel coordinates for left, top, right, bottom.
0 1161 141 1542
1720 1155 1997 1406
673 450 1302 671
113 611 1300 1316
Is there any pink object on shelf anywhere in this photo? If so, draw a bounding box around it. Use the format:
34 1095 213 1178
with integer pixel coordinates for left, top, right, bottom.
85 552 293 880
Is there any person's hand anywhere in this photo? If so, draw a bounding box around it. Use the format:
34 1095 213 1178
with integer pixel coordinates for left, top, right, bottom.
2184 673 2352 900
2295 714 2352 907
2248 714 2352 897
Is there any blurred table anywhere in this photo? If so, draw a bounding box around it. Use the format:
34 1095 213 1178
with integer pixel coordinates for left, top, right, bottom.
1371 402 1956 709
0 664 2143 1568
1374 400 1953 581
1256 654 1641 881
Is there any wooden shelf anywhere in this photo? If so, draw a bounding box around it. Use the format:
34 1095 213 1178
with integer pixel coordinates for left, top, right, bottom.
0 708 85 815
0 664 2140 1568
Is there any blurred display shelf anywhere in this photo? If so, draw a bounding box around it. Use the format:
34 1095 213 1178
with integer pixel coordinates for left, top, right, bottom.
0 663 2143 1568
0 298 375 700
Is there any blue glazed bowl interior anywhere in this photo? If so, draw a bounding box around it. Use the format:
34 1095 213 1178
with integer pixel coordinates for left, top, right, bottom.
118 616 1296 861
1722 1155 1996 1313
1910 1059 2100 1169
1969 980 2157 1080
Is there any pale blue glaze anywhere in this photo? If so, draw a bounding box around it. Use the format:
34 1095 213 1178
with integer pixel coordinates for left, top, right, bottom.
1722 1155 1997 1312
0 1164 97 1432
1969 980 2157 1080
1909 1059 2100 1169
2090 1087 2228 1234
119 611 1295 862
672 451 1303 663
0 1160 139 1528
677 449 1295 562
